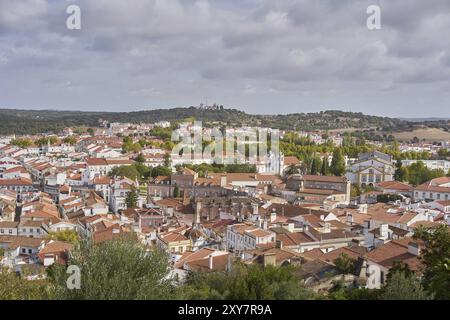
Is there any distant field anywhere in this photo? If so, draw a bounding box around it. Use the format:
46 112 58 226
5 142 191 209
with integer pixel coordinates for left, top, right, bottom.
327 127 378 134
392 128 450 142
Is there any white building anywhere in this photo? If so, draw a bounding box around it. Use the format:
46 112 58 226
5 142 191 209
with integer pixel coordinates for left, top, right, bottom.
346 151 395 187
225 223 275 255
402 159 450 172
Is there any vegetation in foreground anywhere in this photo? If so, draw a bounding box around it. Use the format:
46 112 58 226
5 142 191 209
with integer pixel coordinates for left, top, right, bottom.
0 226 448 300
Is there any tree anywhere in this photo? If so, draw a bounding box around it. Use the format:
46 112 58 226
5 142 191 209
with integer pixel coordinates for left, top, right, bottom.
414 225 450 300
350 184 361 198
404 161 445 186
87 128 95 136
181 263 316 300
394 158 406 182
134 163 151 180
135 153 146 163
173 184 180 198
377 193 403 203
163 153 171 167
330 148 346 176
49 238 174 300
122 137 142 154
35 136 58 146
380 271 430 300
11 138 32 148
125 187 139 209
151 166 172 178
310 157 319 175
62 136 77 145
46 230 79 245
0 268 53 300
109 165 140 181
334 253 357 274
386 262 415 283
320 158 329 175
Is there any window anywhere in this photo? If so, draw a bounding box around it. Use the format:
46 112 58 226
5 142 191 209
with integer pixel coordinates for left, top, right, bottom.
0 229 3 234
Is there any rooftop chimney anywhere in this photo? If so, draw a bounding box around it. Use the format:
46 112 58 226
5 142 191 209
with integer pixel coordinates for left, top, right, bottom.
263 253 276 267
408 242 421 256
276 239 283 249
380 224 389 238
346 213 354 225
252 203 259 216
220 175 227 187
195 202 201 224
270 210 276 223
208 254 213 270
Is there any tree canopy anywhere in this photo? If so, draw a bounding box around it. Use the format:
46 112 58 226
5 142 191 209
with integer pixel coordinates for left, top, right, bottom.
49 238 174 300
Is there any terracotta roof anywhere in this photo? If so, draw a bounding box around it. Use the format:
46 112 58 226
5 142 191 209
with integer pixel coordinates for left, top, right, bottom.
301 175 347 183
365 238 422 271
435 200 450 206
153 175 171 183
39 240 73 255
92 225 131 244
160 232 189 244
415 177 450 192
0 178 32 186
4 236 46 249
85 158 108 166
307 227 360 241
277 232 315 246
321 246 367 262
246 229 274 238
284 156 300 166
0 221 19 228
174 247 220 268
377 181 413 191
298 188 342 196
181 167 196 176
19 220 47 228
3 166 28 174
106 159 135 165
186 253 229 272
93 176 111 185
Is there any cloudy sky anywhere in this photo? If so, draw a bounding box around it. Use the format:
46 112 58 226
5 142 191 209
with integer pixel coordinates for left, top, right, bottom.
1 0 450 117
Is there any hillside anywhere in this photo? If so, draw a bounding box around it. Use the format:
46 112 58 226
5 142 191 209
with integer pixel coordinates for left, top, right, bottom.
0 107 446 135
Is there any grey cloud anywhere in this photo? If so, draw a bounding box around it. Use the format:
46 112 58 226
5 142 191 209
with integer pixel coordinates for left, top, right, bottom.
0 0 449 117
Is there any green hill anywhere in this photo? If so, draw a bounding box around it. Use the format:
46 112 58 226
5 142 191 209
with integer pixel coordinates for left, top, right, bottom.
0 107 439 135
